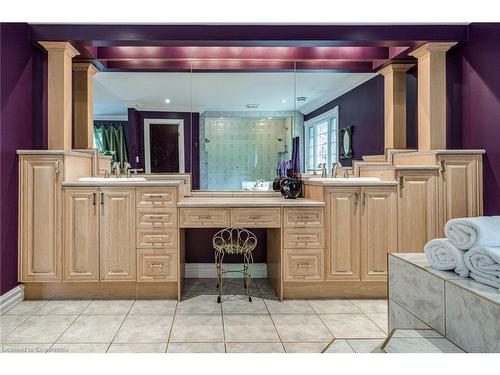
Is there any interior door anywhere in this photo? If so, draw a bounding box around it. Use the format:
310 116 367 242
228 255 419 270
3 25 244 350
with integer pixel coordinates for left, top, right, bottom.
149 123 180 173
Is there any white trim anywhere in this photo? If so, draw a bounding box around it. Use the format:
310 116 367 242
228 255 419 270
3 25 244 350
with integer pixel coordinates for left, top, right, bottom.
93 114 128 121
143 118 185 174
184 263 267 278
0 284 25 313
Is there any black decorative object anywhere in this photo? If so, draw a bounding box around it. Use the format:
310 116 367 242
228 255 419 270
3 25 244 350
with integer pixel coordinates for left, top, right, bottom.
339 126 353 159
280 178 301 199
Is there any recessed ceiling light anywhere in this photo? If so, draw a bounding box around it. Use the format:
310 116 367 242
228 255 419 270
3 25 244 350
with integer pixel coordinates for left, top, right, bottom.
281 99 287 104
164 98 171 104
267 117 272 120
296 96 307 102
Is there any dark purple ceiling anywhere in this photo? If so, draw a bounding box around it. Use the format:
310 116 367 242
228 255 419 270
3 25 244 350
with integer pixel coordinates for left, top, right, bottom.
29 24 468 72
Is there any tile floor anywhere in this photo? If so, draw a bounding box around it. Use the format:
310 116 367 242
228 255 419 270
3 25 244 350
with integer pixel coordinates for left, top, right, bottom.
0 278 389 353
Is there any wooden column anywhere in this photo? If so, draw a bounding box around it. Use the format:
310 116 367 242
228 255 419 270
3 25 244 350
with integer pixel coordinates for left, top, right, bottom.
39 42 79 150
409 42 456 151
379 64 414 150
73 62 99 149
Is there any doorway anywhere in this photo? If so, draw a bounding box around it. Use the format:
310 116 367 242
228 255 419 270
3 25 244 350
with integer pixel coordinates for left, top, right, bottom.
144 119 185 173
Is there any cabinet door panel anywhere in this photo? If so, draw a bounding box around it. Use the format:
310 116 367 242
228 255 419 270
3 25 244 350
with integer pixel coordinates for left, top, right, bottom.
397 171 437 252
326 189 360 281
100 188 136 281
361 187 397 281
19 157 62 281
63 188 99 281
438 155 481 236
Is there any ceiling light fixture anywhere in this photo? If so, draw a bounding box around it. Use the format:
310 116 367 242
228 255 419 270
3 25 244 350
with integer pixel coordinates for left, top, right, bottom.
165 98 171 104
296 96 307 102
281 99 287 104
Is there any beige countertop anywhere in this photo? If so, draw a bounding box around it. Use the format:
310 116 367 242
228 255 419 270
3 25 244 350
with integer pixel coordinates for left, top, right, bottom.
177 196 325 207
303 179 398 187
62 180 186 187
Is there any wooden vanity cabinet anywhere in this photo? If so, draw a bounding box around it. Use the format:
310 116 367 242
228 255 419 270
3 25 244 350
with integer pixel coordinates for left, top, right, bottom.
360 187 397 281
63 188 99 281
396 169 438 252
19 155 64 282
326 189 361 281
136 187 178 282
326 186 397 282
100 188 136 281
437 154 483 236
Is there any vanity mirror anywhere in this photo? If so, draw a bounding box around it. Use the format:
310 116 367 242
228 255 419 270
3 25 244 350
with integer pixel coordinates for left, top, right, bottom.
93 67 375 190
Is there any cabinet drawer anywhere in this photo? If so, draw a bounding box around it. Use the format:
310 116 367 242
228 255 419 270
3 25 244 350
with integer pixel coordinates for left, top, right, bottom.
137 250 177 282
284 228 325 248
136 188 176 208
284 208 324 228
136 207 177 227
137 227 177 249
231 208 281 228
284 250 324 282
179 208 230 228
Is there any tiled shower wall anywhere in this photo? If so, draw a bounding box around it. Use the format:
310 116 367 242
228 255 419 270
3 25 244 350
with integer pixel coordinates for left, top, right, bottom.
200 112 302 190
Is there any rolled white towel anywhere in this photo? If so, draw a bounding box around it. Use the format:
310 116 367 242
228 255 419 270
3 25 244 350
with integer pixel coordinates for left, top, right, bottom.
424 238 469 277
444 216 500 250
464 246 500 290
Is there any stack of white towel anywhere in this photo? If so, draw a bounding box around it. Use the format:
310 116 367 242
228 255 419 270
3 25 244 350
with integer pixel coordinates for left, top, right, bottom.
424 216 500 291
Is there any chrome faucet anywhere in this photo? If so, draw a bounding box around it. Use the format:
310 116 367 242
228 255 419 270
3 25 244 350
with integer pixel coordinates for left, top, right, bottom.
332 162 343 178
319 162 327 178
123 162 131 178
111 161 121 178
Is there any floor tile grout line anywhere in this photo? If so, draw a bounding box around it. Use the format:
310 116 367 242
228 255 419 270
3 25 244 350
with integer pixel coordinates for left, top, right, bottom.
305 299 336 353
105 301 134 353
165 300 179 353
45 312 84 353
363 311 389 335
262 292 286 353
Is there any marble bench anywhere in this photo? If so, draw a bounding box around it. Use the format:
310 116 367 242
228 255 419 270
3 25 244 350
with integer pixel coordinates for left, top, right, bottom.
388 253 500 353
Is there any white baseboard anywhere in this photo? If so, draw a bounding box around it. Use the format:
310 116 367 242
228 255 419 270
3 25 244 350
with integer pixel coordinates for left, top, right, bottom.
185 263 267 278
0 284 25 313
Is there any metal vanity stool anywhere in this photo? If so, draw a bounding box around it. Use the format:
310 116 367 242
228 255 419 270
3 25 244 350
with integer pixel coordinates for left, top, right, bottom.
212 228 257 303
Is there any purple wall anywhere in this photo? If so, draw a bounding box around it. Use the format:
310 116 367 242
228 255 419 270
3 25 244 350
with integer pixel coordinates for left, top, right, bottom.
0 23 46 294
127 109 200 189
304 76 385 166
447 23 500 215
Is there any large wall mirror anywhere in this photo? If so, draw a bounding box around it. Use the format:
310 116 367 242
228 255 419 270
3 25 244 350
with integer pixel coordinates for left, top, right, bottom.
93 65 376 190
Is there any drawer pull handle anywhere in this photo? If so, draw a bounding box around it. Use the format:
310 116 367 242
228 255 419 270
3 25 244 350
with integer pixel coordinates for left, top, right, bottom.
249 215 260 220
147 194 165 199
297 263 311 268
148 215 164 220
150 263 164 269
296 235 313 240
198 215 211 219
148 235 166 241
297 215 311 220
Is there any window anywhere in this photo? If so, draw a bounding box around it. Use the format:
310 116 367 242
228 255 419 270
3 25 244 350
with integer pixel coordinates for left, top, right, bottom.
305 107 339 172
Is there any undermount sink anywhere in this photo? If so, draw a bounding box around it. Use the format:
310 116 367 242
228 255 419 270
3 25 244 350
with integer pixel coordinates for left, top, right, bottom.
78 177 147 182
308 177 381 183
